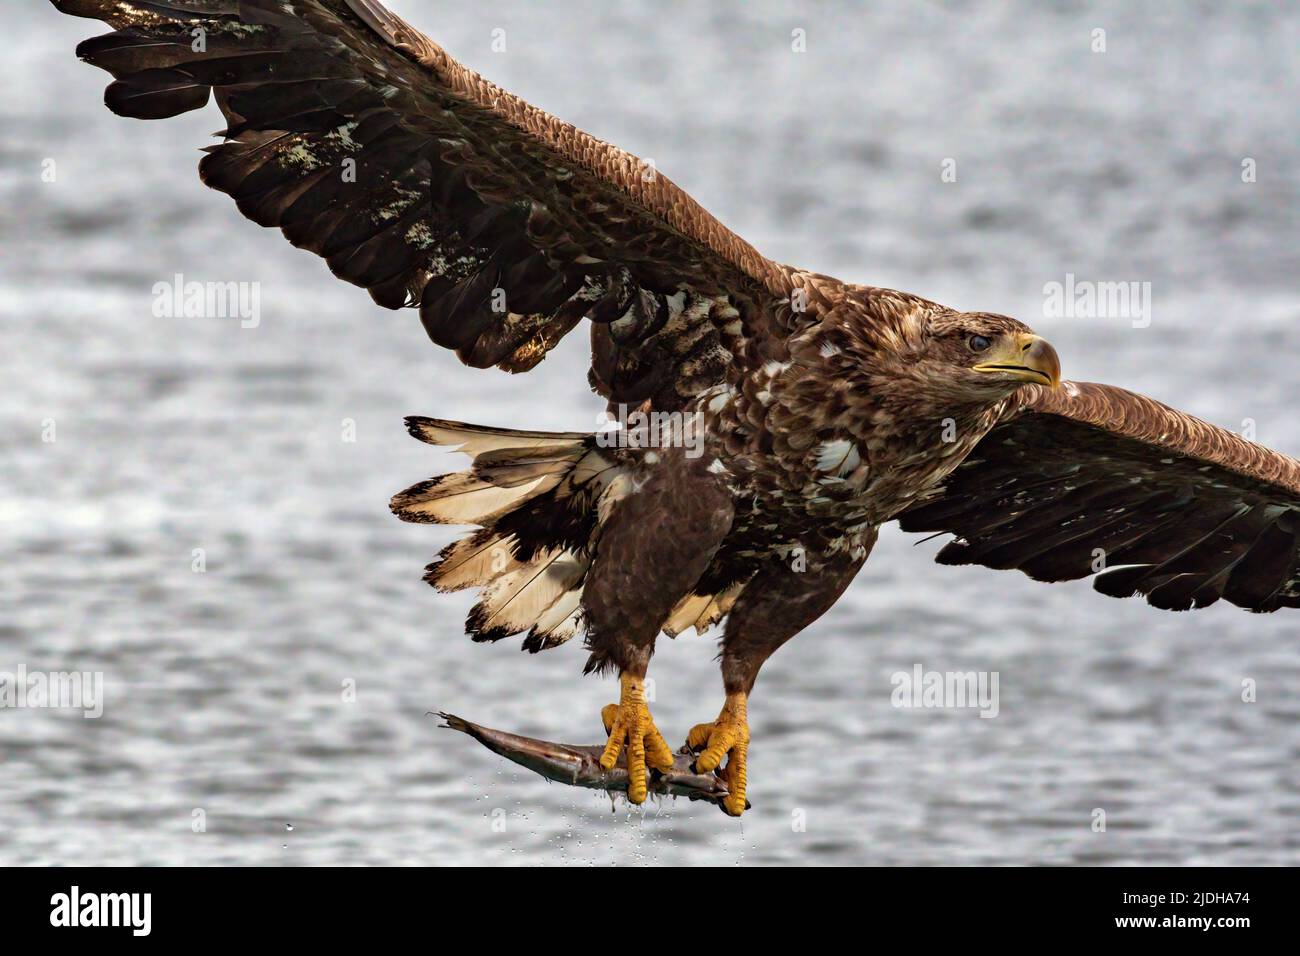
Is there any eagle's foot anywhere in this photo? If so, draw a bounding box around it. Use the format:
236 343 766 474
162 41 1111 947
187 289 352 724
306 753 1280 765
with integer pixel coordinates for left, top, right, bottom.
685 692 750 817
599 672 674 804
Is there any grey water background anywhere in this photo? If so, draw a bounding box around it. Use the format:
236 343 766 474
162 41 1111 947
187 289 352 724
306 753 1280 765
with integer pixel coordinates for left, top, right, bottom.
2 0 1297 866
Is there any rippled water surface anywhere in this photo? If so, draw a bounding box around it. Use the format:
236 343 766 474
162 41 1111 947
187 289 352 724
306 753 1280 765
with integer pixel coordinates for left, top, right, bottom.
2 1 1298 865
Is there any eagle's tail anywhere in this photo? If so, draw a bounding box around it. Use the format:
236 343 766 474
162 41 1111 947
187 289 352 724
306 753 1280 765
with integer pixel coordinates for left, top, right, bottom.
391 417 624 652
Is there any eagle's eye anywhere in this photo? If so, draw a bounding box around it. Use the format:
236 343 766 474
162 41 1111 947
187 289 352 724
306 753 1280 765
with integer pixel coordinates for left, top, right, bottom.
968 334 992 353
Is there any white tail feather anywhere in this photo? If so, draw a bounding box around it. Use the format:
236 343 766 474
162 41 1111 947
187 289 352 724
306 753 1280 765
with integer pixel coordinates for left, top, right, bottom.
396 417 623 651
526 590 585 650
468 549 588 639
532 588 582 635
429 533 524 592
406 417 588 456
393 473 558 525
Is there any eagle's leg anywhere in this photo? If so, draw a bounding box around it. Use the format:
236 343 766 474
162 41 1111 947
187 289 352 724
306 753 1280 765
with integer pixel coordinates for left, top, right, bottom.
581 448 737 805
598 672 675 803
685 692 750 816
688 542 874 816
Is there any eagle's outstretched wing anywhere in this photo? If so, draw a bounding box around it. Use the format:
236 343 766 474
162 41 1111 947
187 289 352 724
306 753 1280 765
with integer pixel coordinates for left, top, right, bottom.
897 382 1300 612
53 0 795 408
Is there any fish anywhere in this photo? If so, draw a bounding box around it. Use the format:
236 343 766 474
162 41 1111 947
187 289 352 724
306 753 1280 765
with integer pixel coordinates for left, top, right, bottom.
435 712 749 811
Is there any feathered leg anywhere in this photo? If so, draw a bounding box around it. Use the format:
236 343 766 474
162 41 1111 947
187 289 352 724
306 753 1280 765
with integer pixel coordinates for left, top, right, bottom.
688 539 873 816
581 449 735 804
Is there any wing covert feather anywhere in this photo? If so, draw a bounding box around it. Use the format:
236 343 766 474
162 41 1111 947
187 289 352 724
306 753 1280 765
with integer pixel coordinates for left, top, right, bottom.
53 0 796 407
899 382 1300 612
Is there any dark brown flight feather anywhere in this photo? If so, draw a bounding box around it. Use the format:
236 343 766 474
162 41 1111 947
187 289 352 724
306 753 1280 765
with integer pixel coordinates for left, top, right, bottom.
54 0 794 411
898 383 1300 611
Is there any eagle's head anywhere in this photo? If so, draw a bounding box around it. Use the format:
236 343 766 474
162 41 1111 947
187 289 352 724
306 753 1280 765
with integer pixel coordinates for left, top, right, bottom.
918 311 1061 401
787 295 1062 439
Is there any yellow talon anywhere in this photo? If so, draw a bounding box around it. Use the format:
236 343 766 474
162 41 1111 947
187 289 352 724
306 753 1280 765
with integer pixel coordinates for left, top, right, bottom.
686 692 750 817
599 672 674 804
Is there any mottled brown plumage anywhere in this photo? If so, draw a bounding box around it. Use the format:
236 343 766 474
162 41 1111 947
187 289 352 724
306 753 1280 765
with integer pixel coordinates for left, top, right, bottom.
54 0 1300 813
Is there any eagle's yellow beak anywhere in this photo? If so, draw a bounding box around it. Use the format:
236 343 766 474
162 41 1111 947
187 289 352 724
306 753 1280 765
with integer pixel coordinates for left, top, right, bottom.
973 333 1061 389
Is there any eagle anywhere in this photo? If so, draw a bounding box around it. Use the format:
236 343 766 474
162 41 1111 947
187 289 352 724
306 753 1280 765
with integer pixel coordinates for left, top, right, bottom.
54 0 1300 816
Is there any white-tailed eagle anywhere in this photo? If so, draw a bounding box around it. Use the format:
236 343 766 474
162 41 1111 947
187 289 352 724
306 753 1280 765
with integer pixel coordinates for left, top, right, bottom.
53 0 1300 815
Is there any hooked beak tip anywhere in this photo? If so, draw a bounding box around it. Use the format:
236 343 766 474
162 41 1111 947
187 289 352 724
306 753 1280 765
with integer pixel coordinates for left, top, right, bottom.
1027 336 1062 389
972 333 1061 388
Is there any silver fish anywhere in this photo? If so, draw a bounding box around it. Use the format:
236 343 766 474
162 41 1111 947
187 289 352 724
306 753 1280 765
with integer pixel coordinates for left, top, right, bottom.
436 712 748 811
